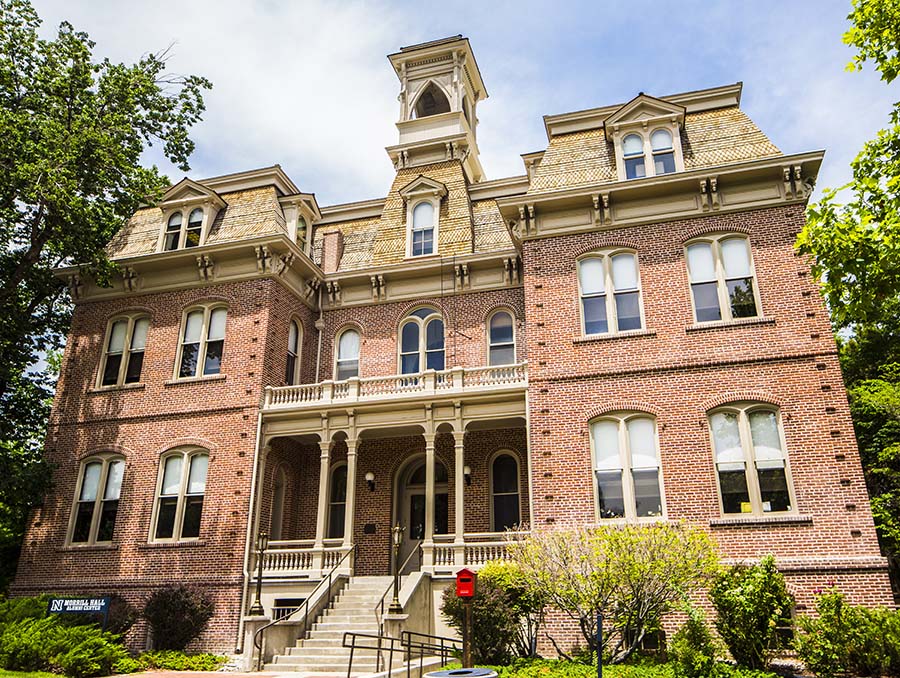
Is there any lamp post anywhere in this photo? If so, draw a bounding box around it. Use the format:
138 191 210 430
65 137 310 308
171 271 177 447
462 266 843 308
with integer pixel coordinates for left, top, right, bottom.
388 523 405 614
248 531 269 616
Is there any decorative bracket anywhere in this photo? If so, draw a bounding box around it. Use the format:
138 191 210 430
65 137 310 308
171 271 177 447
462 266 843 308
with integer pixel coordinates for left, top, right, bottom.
370 274 386 302
601 192 612 224
699 177 720 211
325 281 341 305
122 266 140 292
454 263 470 291
303 278 321 301
254 245 272 273
67 273 83 300
196 255 215 282
272 252 294 277
503 256 521 285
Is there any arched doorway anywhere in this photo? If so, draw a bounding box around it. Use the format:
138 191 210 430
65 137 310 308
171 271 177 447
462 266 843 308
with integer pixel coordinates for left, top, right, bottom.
395 456 449 572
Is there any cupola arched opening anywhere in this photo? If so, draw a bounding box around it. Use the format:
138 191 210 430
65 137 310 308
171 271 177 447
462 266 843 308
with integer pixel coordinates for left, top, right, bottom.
414 82 451 119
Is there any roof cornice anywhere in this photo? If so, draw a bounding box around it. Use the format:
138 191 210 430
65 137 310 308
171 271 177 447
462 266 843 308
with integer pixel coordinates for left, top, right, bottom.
197 164 300 197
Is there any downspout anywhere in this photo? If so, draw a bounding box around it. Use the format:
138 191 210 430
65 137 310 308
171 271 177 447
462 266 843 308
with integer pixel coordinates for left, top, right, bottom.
236 409 265 654
314 284 325 382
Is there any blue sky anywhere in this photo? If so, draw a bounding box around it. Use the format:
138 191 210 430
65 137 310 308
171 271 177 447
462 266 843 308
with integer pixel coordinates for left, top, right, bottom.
32 0 898 206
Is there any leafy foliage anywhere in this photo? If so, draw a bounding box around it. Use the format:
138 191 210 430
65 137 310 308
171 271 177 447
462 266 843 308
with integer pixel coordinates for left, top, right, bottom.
441 577 520 665
113 650 227 673
478 559 547 657
142 585 214 651
441 659 777 678
0 0 210 587
709 556 792 671
668 604 727 678
794 588 900 678
507 523 718 664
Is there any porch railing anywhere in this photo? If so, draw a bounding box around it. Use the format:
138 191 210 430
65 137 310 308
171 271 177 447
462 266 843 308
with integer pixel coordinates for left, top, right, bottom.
423 532 527 572
264 363 527 410
254 539 349 578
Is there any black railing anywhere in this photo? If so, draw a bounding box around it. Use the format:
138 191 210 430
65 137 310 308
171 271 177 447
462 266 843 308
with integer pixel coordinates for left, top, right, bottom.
374 540 423 634
343 629 460 678
253 543 356 670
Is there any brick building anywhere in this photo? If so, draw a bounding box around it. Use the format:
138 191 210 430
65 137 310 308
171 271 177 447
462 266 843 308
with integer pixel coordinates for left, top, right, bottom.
11 36 893 667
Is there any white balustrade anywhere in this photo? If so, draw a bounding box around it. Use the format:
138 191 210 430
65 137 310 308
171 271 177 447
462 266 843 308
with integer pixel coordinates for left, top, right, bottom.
257 542 352 577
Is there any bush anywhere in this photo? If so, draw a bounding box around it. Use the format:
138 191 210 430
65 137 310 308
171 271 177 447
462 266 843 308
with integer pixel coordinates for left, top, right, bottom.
441 578 520 665
105 594 138 635
142 585 214 650
478 560 547 657
709 555 792 670
669 605 727 678
0 616 127 678
134 649 228 671
794 588 900 677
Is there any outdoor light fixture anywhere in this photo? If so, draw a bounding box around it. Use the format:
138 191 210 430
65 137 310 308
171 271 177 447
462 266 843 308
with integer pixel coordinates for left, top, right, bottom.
463 465 472 486
389 523 405 614
248 530 269 616
365 471 375 492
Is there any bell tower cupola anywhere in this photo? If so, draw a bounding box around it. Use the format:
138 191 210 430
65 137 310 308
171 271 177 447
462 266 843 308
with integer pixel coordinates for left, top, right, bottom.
386 35 488 182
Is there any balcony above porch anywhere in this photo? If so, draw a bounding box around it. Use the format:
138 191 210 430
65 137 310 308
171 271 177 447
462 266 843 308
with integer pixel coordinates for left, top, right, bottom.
263 363 527 412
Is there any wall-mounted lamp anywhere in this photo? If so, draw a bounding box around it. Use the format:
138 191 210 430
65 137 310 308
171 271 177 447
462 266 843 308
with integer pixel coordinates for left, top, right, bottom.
463 465 472 486
365 471 376 492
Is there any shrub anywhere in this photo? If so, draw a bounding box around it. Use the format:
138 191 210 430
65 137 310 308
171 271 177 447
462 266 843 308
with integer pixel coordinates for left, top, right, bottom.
105 593 138 635
135 649 228 671
0 594 53 624
478 560 547 656
142 585 214 650
794 588 900 677
709 555 792 670
668 605 727 678
441 578 520 665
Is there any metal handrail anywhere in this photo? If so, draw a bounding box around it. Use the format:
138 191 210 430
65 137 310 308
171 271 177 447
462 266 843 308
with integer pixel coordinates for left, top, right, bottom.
343 629 460 678
374 540 423 633
253 543 356 670
402 630 462 675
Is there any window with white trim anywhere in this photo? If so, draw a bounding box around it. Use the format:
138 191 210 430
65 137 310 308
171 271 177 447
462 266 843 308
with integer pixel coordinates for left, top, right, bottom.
163 208 204 251
99 316 149 387
271 466 286 540
70 456 124 544
153 449 208 541
410 201 435 257
491 453 520 531
686 235 759 323
623 134 646 179
177 306 226 379
616 126 682 181
591 414 664 521
650 129 675 175
709 404 794 516
578 252 643 335
335 329 360 380
399 308 444 374
286 319 302 385
327 463 347 539
488 311 516 365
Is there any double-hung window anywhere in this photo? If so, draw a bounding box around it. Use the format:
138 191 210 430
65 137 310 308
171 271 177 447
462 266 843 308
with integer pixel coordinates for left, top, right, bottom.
399 308 445 374
163 208 204 251
286 320 302 385
488 311 516 365
177 306 226 378
578 252 643 336
335 329 360 380
99 316 149 387
591 414 664 521
622 134 646 179
327 464 347 539
70 457 124 544
154 450 208 541
686 235 760 323
709 405 794 516
410 202 435 257
491 453 521 531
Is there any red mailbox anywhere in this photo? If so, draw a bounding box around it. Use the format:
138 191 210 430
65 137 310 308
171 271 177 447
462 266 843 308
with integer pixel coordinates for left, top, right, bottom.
456 568 476 598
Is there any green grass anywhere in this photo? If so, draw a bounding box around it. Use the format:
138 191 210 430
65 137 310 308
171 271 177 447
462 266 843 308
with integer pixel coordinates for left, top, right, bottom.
0 670 61 678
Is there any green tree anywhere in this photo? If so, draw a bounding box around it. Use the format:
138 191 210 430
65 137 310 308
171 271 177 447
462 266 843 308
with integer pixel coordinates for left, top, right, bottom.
0 0 210 588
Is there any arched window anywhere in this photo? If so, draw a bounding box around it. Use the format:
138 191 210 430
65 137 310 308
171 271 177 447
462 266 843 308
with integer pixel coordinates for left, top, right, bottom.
335 329 360 380
297 216 308 250
491 453 520 531
286 319 302 385
327 463 347 539
99 315 149 387
650 129 675 175
164 212 182 251
709 404 793 516
622 134 646 179
403 459 449 537
153 449 208 541
591 414 663 521
577 251 643 335
414 82 451 119
271 466 286 540
186 208 203 247
686 235 759 323
410 201 435 257
177 306 227 378
70 456 124 545
399 308 444 374
488 311 515 365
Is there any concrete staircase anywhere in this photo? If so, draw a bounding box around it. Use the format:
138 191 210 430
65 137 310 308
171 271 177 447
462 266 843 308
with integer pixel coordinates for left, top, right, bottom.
266 575 395 674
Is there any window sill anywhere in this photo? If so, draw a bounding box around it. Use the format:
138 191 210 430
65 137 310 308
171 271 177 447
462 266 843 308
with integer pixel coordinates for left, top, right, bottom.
686 316 775 333
404 253 441 262
57 543 119 552
574 329 656 344
88 383 146 394
138 539 207 549
164 374 227 386
709 514 812 528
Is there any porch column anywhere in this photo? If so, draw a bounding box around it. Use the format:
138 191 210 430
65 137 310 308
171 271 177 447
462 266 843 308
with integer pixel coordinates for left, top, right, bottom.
342 438 358 551
453 431 466 567
423 433 436 568
313 440 331 571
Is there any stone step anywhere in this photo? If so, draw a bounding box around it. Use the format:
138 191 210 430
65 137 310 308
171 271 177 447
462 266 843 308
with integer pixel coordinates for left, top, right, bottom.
266 661 380 672
299 636 385 649
320 612 378 622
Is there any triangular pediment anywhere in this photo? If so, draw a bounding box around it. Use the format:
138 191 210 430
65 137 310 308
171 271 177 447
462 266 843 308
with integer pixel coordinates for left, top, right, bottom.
604 94 685 129
161 178 226 207
398 175 448 200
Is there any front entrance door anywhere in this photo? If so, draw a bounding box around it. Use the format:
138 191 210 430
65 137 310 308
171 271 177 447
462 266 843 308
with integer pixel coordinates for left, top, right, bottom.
397 458 449 573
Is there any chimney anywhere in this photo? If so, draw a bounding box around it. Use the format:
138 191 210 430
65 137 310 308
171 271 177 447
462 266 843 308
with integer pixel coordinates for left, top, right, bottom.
321 230 344 274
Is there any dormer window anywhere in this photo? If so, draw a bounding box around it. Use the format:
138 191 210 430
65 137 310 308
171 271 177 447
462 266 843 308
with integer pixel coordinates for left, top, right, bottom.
156 178 226 253
414 82 451 119
651 129 675 175
297 216 308 251
605 93 686 182
411 202 435 256
399 176 447 259
163 208 205 251
186 208 203 247
623 135 646 179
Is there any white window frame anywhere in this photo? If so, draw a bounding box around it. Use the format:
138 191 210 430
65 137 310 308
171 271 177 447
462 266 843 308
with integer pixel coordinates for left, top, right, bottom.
67 455 125 546
327 461 348 540
685 234 762 324
406 198 440 258
707 403 797 518
576 250 645 337
286 318 303 385
486 309 516 366
334 328 361 380
398 308 445 374
589 413 666 523
174 304 228 380
150 448 209 543
489 450 522 532
612 121 684 181
158 205 211 252
96 314 150 388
